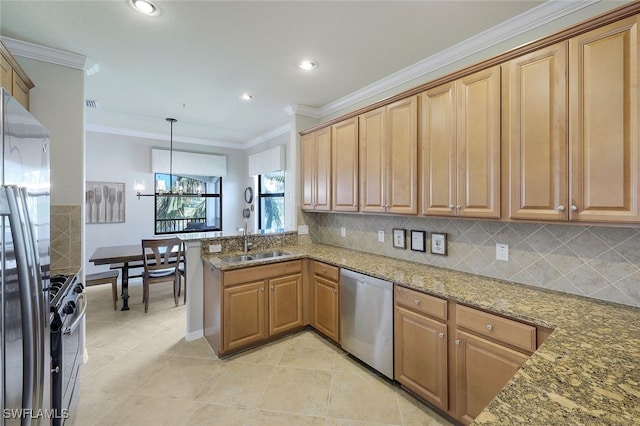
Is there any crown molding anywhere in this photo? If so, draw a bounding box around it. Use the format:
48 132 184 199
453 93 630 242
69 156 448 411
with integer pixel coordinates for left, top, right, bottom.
1 36 94 71
244 123 291 149
319 0 600 116
284 104 322 118
86 124 245 150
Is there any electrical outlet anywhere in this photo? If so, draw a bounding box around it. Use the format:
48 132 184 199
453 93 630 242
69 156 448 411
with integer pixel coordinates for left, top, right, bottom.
378 230 385 243
496 243 509 261
340 227 346 237
209 244 222 253
298 225 309 235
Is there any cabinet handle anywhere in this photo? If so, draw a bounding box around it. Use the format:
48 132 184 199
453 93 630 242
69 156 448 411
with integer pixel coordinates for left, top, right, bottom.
270 285 274 290
558 205 565 212
261 288 264 292
486 324 493 331
570 205 578 211
454 339 460 346
414 300 420 305
333 289 337 294
456 205 461 210
449 205 454 210
438 332 445 338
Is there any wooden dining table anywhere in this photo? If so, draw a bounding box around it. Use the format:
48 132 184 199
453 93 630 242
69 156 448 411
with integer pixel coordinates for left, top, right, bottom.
89 243 182 311
89 244 146 310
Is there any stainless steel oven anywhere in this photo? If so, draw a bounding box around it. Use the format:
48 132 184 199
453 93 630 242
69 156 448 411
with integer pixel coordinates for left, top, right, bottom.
49 274 85 425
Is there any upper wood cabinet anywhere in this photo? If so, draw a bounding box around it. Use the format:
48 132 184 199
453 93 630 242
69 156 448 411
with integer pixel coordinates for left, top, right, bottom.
569 15 640 223
331 117 359 211
301 127 331 211
421 66 501 218
360 96 418 214
0 41 32 110
502 42 568 221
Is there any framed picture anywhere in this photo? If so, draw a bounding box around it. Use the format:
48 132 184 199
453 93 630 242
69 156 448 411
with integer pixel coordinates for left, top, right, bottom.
431 232 448 256
410 230 426 252
86 182 125 224
392 228 406 249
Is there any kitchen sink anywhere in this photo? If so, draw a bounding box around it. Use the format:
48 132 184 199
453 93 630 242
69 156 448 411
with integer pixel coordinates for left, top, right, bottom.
221 250 290 263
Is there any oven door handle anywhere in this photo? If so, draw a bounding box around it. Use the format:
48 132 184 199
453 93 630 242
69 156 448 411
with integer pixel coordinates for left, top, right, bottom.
63 293 87 336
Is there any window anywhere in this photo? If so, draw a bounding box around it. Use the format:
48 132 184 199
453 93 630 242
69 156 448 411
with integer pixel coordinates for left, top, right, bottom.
154 173 222 234
258 171 285 232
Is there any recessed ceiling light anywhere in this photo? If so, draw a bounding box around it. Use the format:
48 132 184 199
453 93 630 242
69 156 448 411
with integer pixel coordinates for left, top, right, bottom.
130 0 160 16
299 60 317 71
240 93 254 101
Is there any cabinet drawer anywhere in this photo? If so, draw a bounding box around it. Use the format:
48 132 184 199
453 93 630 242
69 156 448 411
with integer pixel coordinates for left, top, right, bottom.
224 260 302 287
395 286 447 322
456 304 536 353
311 260 339 281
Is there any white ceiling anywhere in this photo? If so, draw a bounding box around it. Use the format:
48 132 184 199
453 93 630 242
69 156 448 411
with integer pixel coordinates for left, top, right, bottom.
0 1 631 148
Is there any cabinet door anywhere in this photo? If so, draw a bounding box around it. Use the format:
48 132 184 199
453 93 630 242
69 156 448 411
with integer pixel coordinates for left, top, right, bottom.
332 117 359 211
223 281 266 352
301 133 316 211
12 71 29 110
268 273 303 336
359 107 386 213
314 127 332 211
457 66 502 218
0 53 11 92
454 329 529 424
394 306 448 411
420 82 457 216
503 42 568 221
569 15 640 223
387 96 418 214
313 275 339 342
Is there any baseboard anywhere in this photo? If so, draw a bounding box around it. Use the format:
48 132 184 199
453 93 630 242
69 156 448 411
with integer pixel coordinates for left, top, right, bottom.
185 329 204 342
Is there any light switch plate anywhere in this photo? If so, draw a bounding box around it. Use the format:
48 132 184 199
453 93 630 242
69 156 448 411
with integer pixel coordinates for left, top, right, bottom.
378 230 385 243
209 244 222 253
496 243 509 261
298 225 309 235
340 227 346 237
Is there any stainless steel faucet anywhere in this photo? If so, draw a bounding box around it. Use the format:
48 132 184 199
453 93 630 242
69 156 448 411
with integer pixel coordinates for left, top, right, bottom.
242 219 251 253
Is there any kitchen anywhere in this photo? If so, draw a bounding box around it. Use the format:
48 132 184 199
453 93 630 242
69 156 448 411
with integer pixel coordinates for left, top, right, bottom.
1 0 639 425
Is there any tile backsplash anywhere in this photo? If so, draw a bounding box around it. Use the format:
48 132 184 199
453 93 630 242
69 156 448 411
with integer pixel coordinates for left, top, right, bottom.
51 205 82 275
302 211 640 308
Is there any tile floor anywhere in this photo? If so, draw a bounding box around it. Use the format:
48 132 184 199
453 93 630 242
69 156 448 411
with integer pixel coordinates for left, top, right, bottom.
70 280 454 425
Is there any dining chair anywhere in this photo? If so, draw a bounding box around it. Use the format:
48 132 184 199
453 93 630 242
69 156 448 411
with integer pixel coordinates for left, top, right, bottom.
177 242 186 303
141 237 183 313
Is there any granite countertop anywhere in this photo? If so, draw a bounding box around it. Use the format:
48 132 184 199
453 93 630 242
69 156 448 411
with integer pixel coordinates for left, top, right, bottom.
203 243 640 425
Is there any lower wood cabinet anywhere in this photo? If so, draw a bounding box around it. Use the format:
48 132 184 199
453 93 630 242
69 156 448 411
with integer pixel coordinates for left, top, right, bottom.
454 329 529 424
205 260 303 356
394 285 539 425
394 302 448 410
309 260 340 343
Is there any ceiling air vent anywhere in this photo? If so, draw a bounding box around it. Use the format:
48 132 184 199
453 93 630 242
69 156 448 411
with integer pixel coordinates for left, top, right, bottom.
85 99 99 109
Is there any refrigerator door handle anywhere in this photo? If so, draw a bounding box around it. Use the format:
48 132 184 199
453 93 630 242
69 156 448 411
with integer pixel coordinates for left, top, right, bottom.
3 186 37 415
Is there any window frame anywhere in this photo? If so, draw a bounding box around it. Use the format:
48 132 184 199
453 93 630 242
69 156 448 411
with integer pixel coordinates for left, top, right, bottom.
257 172 285 232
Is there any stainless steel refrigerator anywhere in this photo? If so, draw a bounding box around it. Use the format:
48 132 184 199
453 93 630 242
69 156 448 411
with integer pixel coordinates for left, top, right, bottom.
0 88 51 425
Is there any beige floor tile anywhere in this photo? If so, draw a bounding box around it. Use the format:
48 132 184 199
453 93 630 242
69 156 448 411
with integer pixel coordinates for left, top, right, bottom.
195 361 276 408
328 372 402 424
76 284 455 426
396 389 452 426
250 409 326 425
137 355 222 400
278 333 338 370
258 366 331 416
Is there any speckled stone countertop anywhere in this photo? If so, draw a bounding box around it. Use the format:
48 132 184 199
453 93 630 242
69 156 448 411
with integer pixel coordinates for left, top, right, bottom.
203 243 640 425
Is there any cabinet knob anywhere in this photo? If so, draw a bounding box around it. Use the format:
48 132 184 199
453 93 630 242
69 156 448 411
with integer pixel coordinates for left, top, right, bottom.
456 205 461 210
438 332 445 338
414 300 420 305
570 205 578 211
486 324 493 331
333 289 337 294
454 339 460 346
261 288 264 292
449 205 454 210
558 205 565 211
322 268 326 273
270 285 274 290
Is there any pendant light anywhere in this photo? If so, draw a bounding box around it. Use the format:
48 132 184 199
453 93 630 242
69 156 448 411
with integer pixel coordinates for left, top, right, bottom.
135 117 204 199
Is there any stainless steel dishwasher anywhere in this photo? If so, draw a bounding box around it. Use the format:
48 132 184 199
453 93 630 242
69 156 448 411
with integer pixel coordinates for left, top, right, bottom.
340 269 394 379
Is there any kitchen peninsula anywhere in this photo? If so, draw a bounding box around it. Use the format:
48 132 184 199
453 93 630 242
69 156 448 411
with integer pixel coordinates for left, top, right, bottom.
200 242 639 425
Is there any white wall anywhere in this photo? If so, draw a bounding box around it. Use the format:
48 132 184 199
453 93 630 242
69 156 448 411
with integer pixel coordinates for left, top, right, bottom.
85 131 247 275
